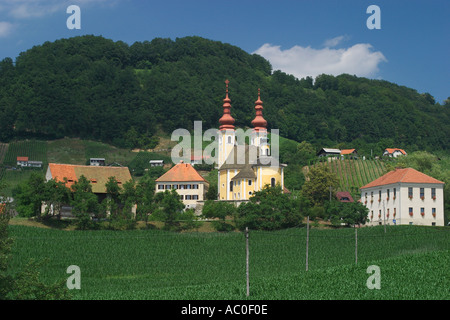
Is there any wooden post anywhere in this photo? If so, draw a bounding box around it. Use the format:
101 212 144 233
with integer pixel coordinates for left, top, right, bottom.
355 227 358 264
246 227 249 297
306 216 309 271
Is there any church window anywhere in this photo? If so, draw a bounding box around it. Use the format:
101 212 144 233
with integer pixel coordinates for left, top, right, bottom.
230 181 233 192
248 179 252 186
271 178 276 187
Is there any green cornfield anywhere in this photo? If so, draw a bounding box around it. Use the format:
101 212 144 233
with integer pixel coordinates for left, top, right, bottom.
7 225 450 300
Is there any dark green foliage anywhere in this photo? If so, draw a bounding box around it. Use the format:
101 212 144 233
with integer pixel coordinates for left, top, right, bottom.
0 35 448 154
325 200 369 227
202 200 236 231
235 185 306 230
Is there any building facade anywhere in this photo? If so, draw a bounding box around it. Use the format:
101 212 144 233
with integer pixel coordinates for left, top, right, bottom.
360 168 444 226
217 81 286 202
155 161 206 210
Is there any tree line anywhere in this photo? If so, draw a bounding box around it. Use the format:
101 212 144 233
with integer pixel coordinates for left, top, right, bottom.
0 35 448 155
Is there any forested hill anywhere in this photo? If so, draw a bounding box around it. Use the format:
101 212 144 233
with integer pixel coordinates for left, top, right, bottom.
0 35 448 155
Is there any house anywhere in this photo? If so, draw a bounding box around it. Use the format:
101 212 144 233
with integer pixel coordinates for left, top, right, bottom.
155 160 207 210
317 148 341 157
149 160 164 167
44 163 133 216
340 149 358 158
16 156 42 168
90 158 105 166
383 148 407 158
216 81 287 203
336 191 354 203
360 167 444 226
27 161 43 168
17 156 29 167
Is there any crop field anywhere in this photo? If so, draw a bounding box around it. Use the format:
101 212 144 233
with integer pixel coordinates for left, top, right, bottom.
7 224 449 300
2 140 48 167
310 158 386 197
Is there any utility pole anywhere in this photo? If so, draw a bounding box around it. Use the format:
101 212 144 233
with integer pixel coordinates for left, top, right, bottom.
245 227 249 297
355 227 358 264
306 216 309 271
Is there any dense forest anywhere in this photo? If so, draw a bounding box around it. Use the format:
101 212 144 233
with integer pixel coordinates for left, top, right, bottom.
0 35 448 155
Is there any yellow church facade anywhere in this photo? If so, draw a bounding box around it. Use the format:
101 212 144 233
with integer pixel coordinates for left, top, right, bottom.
216 81 286 201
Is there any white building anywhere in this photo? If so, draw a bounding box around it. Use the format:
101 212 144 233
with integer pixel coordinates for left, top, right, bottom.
360 168 445 226
155 161 206 210
383 148 407 158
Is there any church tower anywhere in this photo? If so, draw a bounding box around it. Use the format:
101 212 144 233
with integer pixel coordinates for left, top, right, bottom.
217 80 236 167
250 89 270 157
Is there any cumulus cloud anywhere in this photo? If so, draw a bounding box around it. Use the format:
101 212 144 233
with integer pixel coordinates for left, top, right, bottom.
253 40 387 80
0 21 14 37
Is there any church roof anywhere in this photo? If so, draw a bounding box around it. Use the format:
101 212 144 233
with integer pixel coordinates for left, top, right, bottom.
231 166 256 180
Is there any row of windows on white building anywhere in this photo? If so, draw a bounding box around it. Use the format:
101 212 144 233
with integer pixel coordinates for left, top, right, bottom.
370 207 437 219
364 187 437 201
157 184 200 190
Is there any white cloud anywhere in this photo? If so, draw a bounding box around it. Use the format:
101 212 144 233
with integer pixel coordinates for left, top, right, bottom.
0 21 14 37
323 35 349 48
253 41 387 80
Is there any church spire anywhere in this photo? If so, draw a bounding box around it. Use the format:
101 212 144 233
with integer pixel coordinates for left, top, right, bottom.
219 79 235 130
251 88 267 131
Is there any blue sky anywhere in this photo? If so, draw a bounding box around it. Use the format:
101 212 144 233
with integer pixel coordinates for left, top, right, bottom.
0 0 448 103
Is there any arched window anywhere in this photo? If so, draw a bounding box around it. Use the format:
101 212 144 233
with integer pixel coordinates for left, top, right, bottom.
227 136 232 144
271 178 276 187
230 181 233 192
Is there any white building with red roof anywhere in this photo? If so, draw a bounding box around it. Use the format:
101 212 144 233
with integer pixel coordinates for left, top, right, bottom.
360 167 444 226
155 160 207 210
383 148 407 158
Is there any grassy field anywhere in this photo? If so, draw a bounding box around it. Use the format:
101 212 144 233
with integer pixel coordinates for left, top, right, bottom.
7 223 449 300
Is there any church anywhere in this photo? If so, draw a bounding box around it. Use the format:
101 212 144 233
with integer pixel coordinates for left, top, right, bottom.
217 80 287 202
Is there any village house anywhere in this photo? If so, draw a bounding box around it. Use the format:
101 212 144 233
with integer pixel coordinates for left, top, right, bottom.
89 158 106 166
155 161 207 210
340 149 358 159
17 156 43 168
336 191 354 203
44 163 134 216
149 160 164 167
360 167 444 226
383 148 407 158
317 148 341 158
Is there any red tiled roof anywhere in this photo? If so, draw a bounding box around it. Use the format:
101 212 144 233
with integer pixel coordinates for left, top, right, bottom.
47 163 132 193
384 148 406 155
155 161 206 182
361 168 444 189
17 156 29 161
340 149 356 155
336 191 354 202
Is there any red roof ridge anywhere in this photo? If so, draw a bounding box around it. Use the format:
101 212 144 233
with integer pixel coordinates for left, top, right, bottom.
155 161 206 182
361 167 444 189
